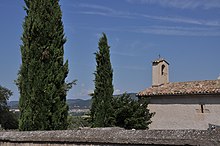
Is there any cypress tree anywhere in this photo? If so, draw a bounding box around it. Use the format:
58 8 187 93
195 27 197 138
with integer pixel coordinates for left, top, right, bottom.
91 33 114 127
17 0 72 131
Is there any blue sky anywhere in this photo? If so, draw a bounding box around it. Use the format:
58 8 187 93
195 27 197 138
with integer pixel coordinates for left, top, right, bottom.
0 0 220 101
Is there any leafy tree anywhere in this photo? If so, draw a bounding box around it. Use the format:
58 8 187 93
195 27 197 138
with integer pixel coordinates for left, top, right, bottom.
0 85 12 111
91 33 114 127
17 0 73 131
0 86 18 130
112 93 154 130
1 110 19 130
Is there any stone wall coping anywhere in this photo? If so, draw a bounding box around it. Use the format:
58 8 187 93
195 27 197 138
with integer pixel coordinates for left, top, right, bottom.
0 128 220 145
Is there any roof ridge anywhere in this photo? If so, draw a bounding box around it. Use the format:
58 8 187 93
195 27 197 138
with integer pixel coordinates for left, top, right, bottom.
170 79 219 84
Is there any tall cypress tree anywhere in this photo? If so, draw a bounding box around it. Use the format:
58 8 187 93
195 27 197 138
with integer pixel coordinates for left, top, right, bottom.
91 33 114 127
17 0 71 131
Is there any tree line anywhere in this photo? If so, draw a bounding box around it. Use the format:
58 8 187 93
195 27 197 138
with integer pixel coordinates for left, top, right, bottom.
0 0 154 131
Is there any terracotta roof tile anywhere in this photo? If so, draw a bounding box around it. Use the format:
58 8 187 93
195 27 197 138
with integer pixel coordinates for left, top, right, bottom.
138 80 220 97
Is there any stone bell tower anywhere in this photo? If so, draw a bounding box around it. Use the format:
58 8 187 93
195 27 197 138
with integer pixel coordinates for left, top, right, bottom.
152 58 169 86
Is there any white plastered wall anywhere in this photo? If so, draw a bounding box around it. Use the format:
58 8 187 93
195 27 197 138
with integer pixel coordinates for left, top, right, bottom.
149 104 220 130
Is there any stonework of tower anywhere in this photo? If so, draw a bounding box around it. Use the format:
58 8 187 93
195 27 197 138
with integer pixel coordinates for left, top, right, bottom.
152 58 169 86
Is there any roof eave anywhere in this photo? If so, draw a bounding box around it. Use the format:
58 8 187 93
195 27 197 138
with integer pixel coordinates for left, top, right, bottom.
137 92 220 97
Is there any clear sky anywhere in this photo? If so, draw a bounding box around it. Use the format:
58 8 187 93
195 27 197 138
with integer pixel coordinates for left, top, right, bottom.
0 0 220 101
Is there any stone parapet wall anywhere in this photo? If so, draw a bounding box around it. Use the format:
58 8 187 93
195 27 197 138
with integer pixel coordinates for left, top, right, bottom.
0 128 220 146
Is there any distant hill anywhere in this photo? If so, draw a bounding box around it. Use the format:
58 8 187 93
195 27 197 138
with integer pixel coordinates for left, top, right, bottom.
7 101 19 109
67 93 137 109
7 93 137 110
67 99 91 109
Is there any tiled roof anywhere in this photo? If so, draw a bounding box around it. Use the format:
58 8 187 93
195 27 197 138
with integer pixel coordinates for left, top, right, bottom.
138 80 220 97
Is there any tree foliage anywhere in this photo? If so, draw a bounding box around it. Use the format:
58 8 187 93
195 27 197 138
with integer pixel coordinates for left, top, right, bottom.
0 110 19 130
0 85 12 108
112 94 154 130
67 115 91 129
91 33 114 127
0 86 18 130
17 0 72 131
